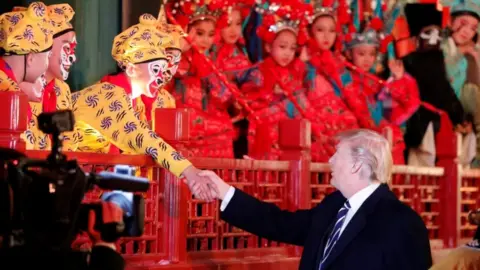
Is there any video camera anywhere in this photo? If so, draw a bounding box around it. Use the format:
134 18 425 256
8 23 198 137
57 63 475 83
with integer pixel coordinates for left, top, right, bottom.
0 110 149 251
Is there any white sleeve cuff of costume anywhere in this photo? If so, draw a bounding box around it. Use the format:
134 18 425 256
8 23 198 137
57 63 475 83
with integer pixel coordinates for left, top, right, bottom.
220 186 236 212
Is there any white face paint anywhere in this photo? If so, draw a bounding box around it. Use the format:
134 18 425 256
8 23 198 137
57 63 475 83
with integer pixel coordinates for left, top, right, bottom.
146 59 168 95
59 36 77 80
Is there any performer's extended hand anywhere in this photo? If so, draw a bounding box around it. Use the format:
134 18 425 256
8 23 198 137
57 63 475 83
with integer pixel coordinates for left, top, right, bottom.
197 170 231 200
388 59 405 80
182 165 219 202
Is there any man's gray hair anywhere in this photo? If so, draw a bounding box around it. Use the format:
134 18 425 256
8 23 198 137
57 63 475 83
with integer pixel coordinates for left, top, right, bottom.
336 129 393 184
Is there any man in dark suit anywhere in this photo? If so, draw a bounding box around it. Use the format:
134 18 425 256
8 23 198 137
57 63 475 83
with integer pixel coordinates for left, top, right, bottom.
198 129 432 270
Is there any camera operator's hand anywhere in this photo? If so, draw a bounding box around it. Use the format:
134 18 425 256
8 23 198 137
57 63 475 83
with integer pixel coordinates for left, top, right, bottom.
87 202 124 250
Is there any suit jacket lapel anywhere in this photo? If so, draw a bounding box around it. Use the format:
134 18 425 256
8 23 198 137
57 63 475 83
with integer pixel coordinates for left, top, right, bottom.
319 184 391 269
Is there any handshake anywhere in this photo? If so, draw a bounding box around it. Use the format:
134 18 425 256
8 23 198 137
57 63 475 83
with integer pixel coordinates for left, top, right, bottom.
181 166 230 201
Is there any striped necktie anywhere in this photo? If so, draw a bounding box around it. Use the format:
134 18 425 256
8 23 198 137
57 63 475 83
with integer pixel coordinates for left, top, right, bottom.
319 201 351 270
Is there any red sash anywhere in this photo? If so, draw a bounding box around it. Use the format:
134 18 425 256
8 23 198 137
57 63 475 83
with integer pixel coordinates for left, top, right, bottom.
42 80 57 113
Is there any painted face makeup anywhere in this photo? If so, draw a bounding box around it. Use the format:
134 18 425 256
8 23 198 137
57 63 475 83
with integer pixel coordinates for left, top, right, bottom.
165 49 181 82
60 36 77 80
147 60 168 94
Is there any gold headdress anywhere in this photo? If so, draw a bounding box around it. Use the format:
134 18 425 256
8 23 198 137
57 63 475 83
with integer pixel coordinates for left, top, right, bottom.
0 2 54 55
112 14 168 67
13 4 75 37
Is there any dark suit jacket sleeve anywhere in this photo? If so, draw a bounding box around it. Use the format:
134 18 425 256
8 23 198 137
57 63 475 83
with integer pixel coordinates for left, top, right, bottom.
383 211 433 270
89 246 125 270
220 189 320 246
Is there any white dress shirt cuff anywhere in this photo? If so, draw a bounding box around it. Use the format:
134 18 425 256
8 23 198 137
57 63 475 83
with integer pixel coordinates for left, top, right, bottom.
220 186 236 212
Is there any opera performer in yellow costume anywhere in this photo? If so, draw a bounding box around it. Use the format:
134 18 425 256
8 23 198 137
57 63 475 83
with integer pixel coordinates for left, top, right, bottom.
0 2 53 115
99 7 182 129
72 14 215 199
13 3 80 151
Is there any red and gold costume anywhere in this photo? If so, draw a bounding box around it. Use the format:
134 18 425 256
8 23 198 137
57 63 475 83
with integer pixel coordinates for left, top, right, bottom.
303 2 360 148
210 0 252 82
239 0 331 161
243 58 331 160
340 0 421 164
73 14 191 177
167 0 235 158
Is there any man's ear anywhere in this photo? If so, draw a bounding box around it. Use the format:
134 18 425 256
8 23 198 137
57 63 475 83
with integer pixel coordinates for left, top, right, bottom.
351 161 362 175
25 53 35 69
125 63 137 78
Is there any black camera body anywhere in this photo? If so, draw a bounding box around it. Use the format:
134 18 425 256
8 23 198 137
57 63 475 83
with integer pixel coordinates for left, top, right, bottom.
0 110 149 251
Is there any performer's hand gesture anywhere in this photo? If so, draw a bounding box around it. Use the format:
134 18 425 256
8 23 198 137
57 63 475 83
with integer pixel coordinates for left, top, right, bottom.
388 59 405 80
197 170 231 200
182 165 219 202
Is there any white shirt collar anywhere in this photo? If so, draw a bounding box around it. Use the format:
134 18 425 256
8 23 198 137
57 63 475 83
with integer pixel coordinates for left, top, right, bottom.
347 183 381 213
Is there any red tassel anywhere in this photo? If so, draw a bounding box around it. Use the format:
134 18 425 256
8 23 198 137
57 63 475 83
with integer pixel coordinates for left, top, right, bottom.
369 17 384 31
442 7 450 28
322 0 335 7
337 1 350 25
345 33 354 42
379 34 393 53
183 2 193 14
348 24 357 33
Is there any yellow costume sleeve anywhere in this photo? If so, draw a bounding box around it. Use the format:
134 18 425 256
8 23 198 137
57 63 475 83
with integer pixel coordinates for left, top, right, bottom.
19 79 79 151
72 82 191 177
156 88 176 109
0 70 20 92
54 79 79 151
24 102 51 150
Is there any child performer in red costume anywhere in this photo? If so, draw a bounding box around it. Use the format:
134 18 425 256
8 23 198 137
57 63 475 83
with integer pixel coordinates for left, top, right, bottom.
210 0 253 82
341 0 421 164
167 0 236 158
209 0 254 158
240 0 330 161
302 0 360 158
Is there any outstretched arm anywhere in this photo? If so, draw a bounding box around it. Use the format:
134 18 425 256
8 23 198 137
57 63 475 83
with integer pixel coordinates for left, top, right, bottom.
72 83 218 200
199 170 316 246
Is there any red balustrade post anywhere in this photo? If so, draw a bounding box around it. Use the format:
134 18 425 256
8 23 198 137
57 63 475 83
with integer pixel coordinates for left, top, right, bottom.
279 119 311 257
435 115 459 248
0 91 29 151
154 108 191 263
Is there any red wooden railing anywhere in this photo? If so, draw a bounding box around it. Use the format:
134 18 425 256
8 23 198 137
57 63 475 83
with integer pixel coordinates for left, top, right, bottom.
1 92 478 269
